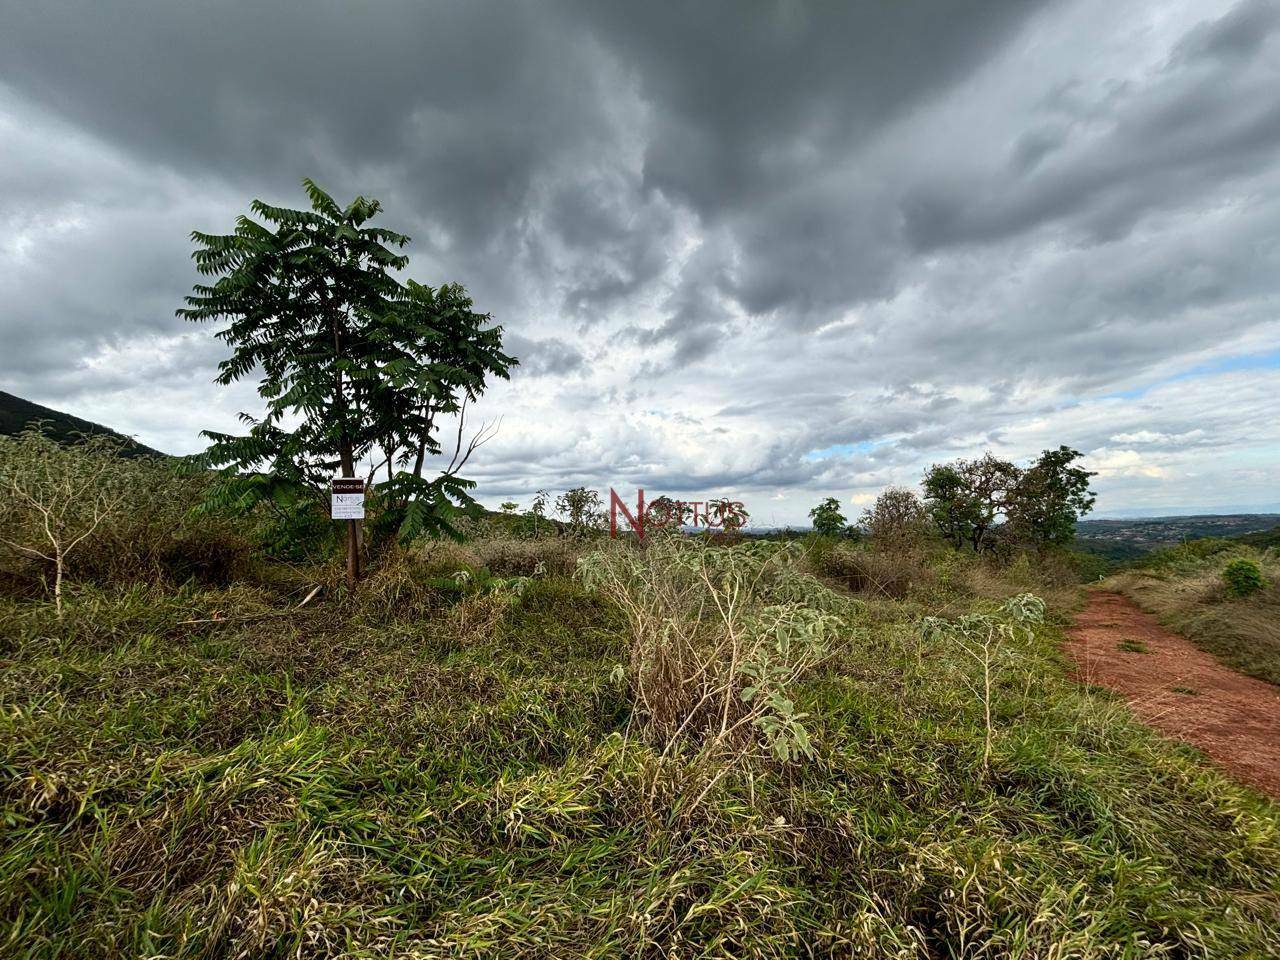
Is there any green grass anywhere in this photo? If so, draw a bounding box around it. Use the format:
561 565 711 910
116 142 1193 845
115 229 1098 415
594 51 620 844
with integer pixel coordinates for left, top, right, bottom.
1 552 1278 957
1117 638 1149 654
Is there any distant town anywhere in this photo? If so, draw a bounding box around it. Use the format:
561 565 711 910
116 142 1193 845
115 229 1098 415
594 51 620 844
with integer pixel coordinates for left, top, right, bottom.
1076 514 1280 561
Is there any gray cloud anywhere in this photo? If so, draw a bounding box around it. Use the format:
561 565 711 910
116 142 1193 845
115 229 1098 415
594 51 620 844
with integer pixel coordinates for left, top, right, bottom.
2 0 1278 522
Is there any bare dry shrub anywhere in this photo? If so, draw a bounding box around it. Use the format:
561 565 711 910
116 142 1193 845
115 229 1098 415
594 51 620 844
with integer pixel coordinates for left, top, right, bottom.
860 487 930 554
961 552 1080 614
471 536 582 577
0 430 254 608
447 592 513 645
412 538 482 577
578 537 851 762
359 547 444 616
812 544 932 599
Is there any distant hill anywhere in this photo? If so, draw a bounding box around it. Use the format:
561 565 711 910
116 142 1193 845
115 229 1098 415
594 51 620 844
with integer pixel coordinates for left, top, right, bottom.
0 391 166 458
1076 514 1280 562
1235 524 1280 551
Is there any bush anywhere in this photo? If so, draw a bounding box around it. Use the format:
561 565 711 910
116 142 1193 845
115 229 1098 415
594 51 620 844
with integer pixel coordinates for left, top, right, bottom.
808 542 931 598
578 538 852 761
1223 557 1267 598
859 487 929 552
0 430 254 604
412 538 483 578
1139 537 1234 573
71 460 253 587
471 536 581 577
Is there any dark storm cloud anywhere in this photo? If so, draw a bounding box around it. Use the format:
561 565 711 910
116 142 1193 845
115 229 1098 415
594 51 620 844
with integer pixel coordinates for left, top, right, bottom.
0 0 1050 369
504 334 585 378
903 4 1280 254
1174 0 1280 62
564 0 1052 210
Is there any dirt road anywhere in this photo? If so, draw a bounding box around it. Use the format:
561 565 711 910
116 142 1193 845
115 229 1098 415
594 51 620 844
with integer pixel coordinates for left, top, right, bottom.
1065 591 1280 797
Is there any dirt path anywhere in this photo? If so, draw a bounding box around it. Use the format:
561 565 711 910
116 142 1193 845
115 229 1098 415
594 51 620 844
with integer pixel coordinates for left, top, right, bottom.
1065 591 1280 797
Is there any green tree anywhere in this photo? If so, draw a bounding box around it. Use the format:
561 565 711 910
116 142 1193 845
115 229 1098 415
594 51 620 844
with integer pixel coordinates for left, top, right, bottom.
556 487 603 535
707 498 749 536
529 489 551 538
1223 557 1266 597
922 453 1021 552
1005 446 1096 547
179 180 515 584
647 495 692 530
808 497 848 537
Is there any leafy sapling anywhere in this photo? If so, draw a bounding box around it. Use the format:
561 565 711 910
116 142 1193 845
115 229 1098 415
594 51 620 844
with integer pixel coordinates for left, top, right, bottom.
921 593 1046 775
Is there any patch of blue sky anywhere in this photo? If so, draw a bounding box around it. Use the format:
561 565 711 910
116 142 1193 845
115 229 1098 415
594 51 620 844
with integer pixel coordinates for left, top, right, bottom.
1101 347 1280 401
804 438 891 461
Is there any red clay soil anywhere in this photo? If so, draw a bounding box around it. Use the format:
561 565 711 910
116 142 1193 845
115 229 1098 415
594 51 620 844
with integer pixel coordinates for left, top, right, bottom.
1065 591 1280 798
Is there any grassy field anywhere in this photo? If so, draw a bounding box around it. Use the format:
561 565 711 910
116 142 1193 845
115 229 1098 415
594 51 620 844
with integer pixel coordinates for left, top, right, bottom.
1106 540 1280 687
1 534 1278 958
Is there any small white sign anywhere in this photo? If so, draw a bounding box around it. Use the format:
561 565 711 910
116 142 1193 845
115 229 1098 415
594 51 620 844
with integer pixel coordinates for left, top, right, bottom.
331 478 366 520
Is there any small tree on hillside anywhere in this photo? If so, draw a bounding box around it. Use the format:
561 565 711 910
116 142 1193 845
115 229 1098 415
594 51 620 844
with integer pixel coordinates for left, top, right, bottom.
179 180 515 586
1223 557 1266 598
556 487 603 535
1005 446 1096 548
647 496 693 530
922 453 1021 552
0 429 128 617
860 487 928 551
809 497 848 537
529 489 551 537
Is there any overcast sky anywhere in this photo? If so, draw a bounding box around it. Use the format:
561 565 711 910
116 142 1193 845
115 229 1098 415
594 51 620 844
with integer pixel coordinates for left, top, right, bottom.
3 1 1279 525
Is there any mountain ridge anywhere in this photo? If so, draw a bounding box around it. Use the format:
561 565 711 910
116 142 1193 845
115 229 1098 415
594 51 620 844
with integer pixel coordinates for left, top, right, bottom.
0 390 167 458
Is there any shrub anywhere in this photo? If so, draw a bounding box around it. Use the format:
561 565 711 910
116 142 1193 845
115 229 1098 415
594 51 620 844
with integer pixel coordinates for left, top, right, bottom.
859 487 929 553
555 487 605 536
0 429 128 615
1223 557 1266 598
921 593 1045 774
808 542 930 598
412 538 483 578
1139 537 1234 573
0 429 255 607
578 538 852 761
471 536 581 577
72 459 253 587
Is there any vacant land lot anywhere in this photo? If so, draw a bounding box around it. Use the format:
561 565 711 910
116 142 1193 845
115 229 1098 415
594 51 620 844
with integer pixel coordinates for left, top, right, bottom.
2 537 1278 958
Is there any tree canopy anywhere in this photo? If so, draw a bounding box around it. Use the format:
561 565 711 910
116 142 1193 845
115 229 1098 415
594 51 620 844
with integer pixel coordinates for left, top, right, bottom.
179 179 516 546
1005 446 1096 547
808 497 848 538
923 447 1095 551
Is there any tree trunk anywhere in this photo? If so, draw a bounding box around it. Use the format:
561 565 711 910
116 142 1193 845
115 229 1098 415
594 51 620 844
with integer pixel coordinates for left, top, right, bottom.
345 519 359 590
332 314 361 590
